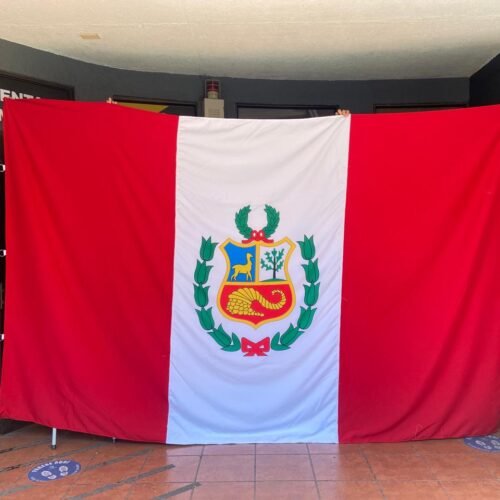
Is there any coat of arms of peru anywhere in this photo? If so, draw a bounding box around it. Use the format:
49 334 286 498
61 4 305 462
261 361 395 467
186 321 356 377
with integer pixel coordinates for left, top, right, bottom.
193 205 320 357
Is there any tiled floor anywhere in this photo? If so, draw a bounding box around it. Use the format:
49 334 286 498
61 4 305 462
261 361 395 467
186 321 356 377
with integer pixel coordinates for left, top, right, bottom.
0 424 498 499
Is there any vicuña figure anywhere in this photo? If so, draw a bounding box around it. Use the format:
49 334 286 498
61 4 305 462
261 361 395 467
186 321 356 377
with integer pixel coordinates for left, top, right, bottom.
231 253 253 281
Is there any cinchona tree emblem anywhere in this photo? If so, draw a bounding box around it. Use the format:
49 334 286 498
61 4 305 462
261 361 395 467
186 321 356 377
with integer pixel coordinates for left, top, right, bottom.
193 205 320 356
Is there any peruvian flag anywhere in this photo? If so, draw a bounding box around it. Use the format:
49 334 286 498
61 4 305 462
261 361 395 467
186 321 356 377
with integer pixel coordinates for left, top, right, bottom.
0 99 498 444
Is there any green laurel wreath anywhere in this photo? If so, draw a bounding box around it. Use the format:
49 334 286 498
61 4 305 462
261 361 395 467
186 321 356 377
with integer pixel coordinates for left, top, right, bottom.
194 234 320 354
235 205 280 239
194 237 241 351
234 206 252 239
270 235 319 350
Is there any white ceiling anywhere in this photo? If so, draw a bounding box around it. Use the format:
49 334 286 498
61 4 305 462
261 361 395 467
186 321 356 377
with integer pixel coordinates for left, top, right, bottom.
0 0 499 80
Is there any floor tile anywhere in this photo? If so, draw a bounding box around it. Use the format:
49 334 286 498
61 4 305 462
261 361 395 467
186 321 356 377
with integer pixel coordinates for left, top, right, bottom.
255 480 318 499
367 452 434 480
204 444 255 455
440 479 500 499
165 444 204 456
64 482 130 499
9 481 72 499
197 454 255 482
414 438 480 455
474 453 500 477
256 454 314 481
311 453 373 481
308 443 360 454
3 425 45 441
75 455 148 487
0 443 57 468
317 480 384 499
129 481 195 499
138 447 168 464
82 484 132 499
138 454 200 483
66 446 149 487
85 442 149 462
0 435 44 451
0 463 34 487
193 481 254 499
424 453 494 480
362 441 417 455
256 443 308 454
146 446 202 463
379 480 449 499
45 438 105 458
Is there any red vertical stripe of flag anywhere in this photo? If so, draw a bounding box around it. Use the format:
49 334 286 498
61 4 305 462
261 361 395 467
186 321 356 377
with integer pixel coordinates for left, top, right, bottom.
339 106 500 442
0 100 178 442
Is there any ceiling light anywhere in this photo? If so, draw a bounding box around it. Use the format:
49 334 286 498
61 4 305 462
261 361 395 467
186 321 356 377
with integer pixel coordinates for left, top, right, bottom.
79 33 101 40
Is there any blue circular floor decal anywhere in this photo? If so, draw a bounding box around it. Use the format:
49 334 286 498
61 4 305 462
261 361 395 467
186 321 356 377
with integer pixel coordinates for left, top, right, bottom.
464 435 500 452
28 460 80 482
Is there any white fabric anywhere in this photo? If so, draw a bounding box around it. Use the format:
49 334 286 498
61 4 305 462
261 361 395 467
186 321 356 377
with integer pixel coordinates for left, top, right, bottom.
167 115 350 443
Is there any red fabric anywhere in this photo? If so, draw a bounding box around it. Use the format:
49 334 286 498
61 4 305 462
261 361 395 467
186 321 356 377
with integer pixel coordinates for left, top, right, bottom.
339 106 500 442
0 99 178 442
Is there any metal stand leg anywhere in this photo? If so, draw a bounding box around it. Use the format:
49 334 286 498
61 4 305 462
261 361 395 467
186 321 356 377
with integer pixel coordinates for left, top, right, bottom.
51 428 57 449
112 437 116 443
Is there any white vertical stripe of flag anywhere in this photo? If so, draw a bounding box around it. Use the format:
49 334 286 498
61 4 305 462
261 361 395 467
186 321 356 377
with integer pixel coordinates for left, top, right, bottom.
167 115 351 443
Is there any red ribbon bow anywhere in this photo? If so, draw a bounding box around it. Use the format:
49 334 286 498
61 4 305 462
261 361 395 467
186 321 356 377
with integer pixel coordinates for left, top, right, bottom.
242 229 274 244
241 337 271 356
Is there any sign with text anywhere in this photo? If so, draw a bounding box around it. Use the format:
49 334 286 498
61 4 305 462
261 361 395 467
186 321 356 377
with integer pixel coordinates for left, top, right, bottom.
0 72 73 127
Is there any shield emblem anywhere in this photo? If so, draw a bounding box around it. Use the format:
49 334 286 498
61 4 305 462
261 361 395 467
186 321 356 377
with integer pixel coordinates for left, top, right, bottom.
217 237 296 328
